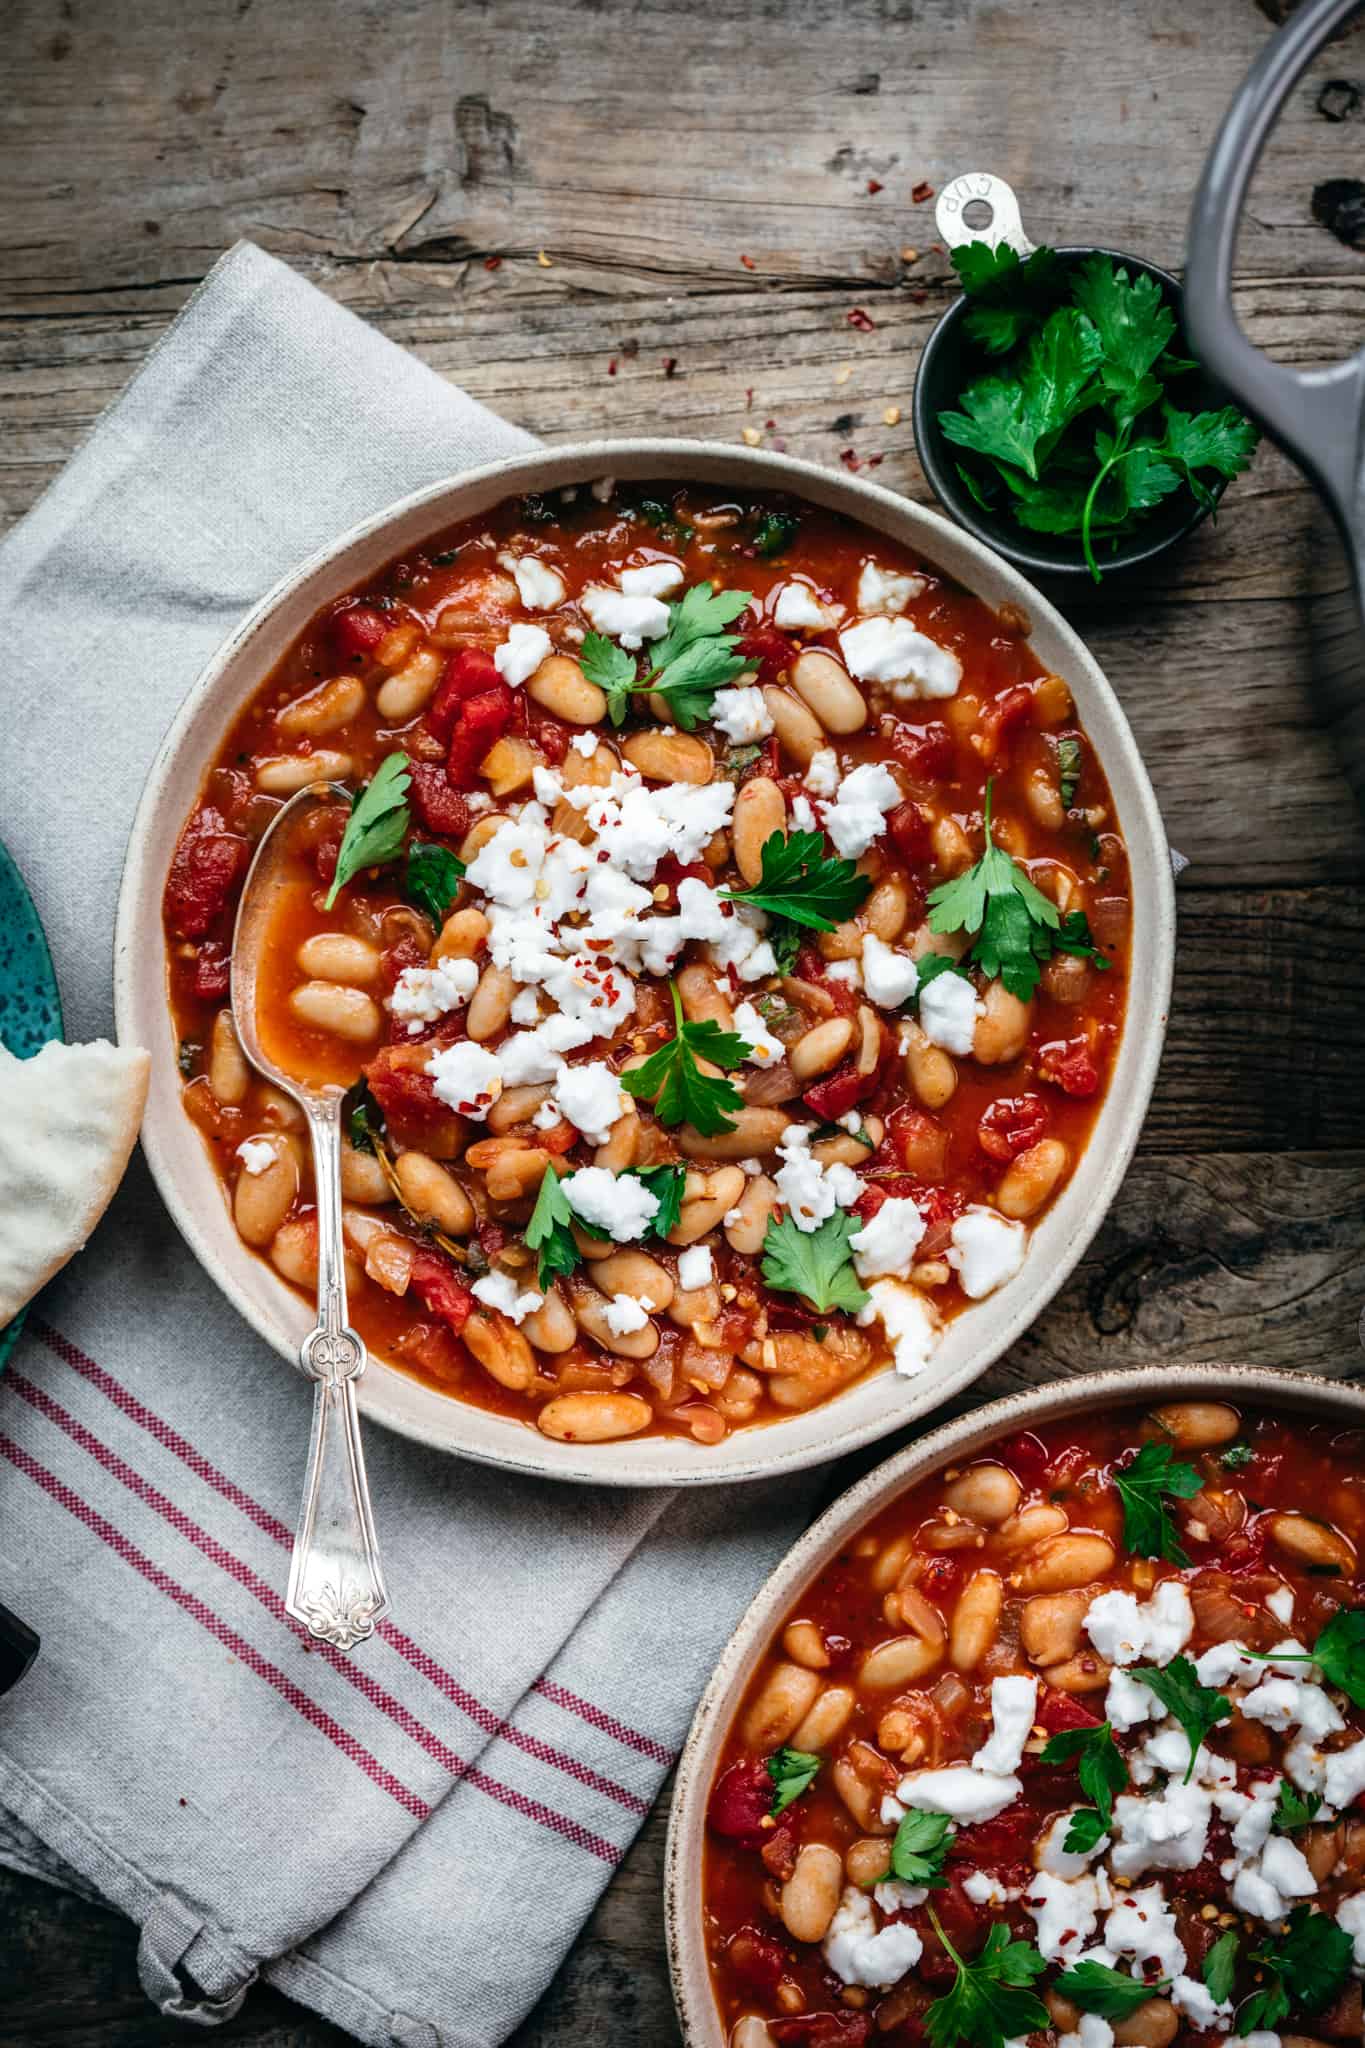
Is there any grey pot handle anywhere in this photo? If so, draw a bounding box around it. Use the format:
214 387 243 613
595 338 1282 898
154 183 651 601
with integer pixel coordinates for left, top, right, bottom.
1185 0 1365 542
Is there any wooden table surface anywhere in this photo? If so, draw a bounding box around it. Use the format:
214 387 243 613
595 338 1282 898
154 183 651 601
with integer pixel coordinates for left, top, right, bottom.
3 0 1364 2040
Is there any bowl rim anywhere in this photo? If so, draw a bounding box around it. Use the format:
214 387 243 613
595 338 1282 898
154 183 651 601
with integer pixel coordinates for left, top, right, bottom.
912 246 1219 580
114 436 1175 1489
664 1360 1365 2044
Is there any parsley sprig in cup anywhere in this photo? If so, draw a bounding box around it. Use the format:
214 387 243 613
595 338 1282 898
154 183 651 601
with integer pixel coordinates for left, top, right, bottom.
913 235 1257 581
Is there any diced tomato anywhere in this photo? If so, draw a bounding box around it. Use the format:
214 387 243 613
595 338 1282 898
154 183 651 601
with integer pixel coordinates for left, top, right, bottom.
884 717 953 785
446 684 516 789
408 1249 473 1334
380 933 430 993
476 1221 507 1260
190 941 231 1002
330 602 389 662
707 1757 773 1847
976 685 1033 762
654 855 714 901
978 1093 1047 1162
771 2015 873 2047
726 1925 787 1997
760 1817 800 1881
1039 1036 1100 1099
887 798 932 866
164 807 249 939
854 1175 962 1228
885 1104 949 1181
802 1058 879 1122
407 763 471 839
536 1117 580 1156
735 622 796 681
532 717 569 765
948 1803 1045 1865
365 1044 448 1126
429 646 502 742
1035 1686 1103 1734
997 1429 1050 1481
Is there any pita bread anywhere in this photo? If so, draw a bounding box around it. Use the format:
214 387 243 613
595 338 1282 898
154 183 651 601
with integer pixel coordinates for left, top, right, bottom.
0 1038 150 1326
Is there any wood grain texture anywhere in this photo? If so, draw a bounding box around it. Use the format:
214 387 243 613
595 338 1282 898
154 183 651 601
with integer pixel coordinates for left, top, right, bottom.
4 0 1365 2040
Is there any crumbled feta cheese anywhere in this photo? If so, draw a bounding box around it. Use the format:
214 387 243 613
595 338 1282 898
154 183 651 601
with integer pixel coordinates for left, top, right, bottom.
581 586 669 649
789 792 819 833
946 1207 1027 1299
1336 1892 1365 1967
861 934 919 1010
532 1097 561 1130
805 747 840 796
1058 2014 1115 2048
603 1292 654 1336
773 580 843 630
1231 1835 1316 1926
856 561 926 615
571 731 600 758
858 1279 941 1377
973 1675 1039 1776
1086 1580 1194 1669
896 1765 1022 1822
501 554 567 611
563 1165 659 1242
822 1886 923 1989
1106 1667 1161 1733
822 760 902 858
1037 1811 1110 1877
471 1270 545 1324
510 986 543 1026
620 559 684 599
839 617 963 698
710 684 774 742
874 1878 929 1915
1225 1775 1280 1859
1324 1734 1365 1811
387 955 480 1033
962 1871 1014 1905
1193 1640 1265 1689
850 1196 927 1281
775 1123 860 1232
1110 1778 1213 1878
733 1000 785 1066
918 969 980 1055
552 1061 628 1146
494 621 553 687
1242 1676 1345 1743
236 1138 275 1176
425 1041 503 1119
1171 1974 1233 2032
1026 1870 1108 1962
824 958 862 986
1104 1882 1187 1980
677 1245 713 1291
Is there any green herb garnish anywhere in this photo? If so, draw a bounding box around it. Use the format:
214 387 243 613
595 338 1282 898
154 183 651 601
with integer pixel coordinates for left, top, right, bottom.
1129 1655 1230 1782
767 1746 821 1816
581 582 754 730
721 830 872 932
1221 1442 1254 1470
1056 735 1082 809
939 248 1257 581
524 1166 580 1289
323 751 411 909
1055 1963 1168 2021
1113 1438 1203 1565
751 508 800 558
1039 1720 1127 1832
404 840 465 924
346 1081 383 1157
890 1809 954 1887
1237 1908 1353 2036
1060 1806 1110 1856
1248 1607 1365 1710
924 1916 1049 2048
1274 1781 1322 1835
631 1162 687 1241
761 1210 870 1316
1203 1930 1239 2006
620 980 747 1135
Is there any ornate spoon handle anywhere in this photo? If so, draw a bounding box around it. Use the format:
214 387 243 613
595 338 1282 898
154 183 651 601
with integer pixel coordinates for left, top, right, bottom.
285 1099 388 1651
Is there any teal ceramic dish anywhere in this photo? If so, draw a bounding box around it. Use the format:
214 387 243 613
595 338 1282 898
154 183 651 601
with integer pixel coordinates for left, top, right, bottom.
0 839 63 1370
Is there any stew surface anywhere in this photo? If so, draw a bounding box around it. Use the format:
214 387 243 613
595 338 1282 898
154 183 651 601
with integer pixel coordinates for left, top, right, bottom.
164 480 1130 1448
704 1400 1365 2046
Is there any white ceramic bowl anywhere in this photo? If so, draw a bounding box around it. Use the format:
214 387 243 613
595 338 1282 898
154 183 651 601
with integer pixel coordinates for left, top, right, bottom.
115 441 1175 1487
664 1362 1365 2042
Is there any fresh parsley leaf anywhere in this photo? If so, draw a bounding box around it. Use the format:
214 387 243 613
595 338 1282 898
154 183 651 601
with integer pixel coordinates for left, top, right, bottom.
1061 1806 1110 1856
345 1081 383 1157
940 373 1048 481
721 830 872 932
580 630 639 724
952 240 1067 355
890 1808 954 1886
1071 255 1175 429
724 742 764 778
1239 1907 1353 2035
1220 1442 1254 1470
924 1915 1049 2048
812 1118 876 1151
1040 1720 1127 1828
1113 1439 1202 1565
650 581 753 672
940 308 1102 481
769 919 803 974
1274 1780 1322 1834
1129 1655 1230 1781
914 952 970 999
752 508 800 557
525 1167 581 1289
1054 909 1111 970
323 752 411 909
404 840 465 924
1203 1929 1239 2006
1055 1962 1168 2020
927 781 1062 1001
767 1746 821 1816
1159 403 1258 502
761 1210 870 1316
1258 1608 1365 1710
649 633 751 729
631 1162 686 1240
585 584 753 730
1056 736 1082 809
621 980 747 1136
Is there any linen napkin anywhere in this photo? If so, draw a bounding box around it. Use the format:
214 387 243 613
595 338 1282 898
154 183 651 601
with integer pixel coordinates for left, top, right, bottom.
0 242 815 2047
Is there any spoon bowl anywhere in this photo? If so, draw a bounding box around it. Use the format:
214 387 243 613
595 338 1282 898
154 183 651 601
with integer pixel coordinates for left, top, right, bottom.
230 782 389 1652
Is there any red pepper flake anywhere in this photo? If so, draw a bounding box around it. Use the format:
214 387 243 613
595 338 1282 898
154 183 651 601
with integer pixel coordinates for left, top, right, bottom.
867 452 885 467
483 255 502 271
867 179 883 194
846 307 876 332
740 253 756 270
745 387 754 409
662 356 678 377
840 447 861 472
607 359 617 376
912 180 935 203
765 418 777 431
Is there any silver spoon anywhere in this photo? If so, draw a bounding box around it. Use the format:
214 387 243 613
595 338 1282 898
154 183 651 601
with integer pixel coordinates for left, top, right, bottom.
230 781 389 1653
